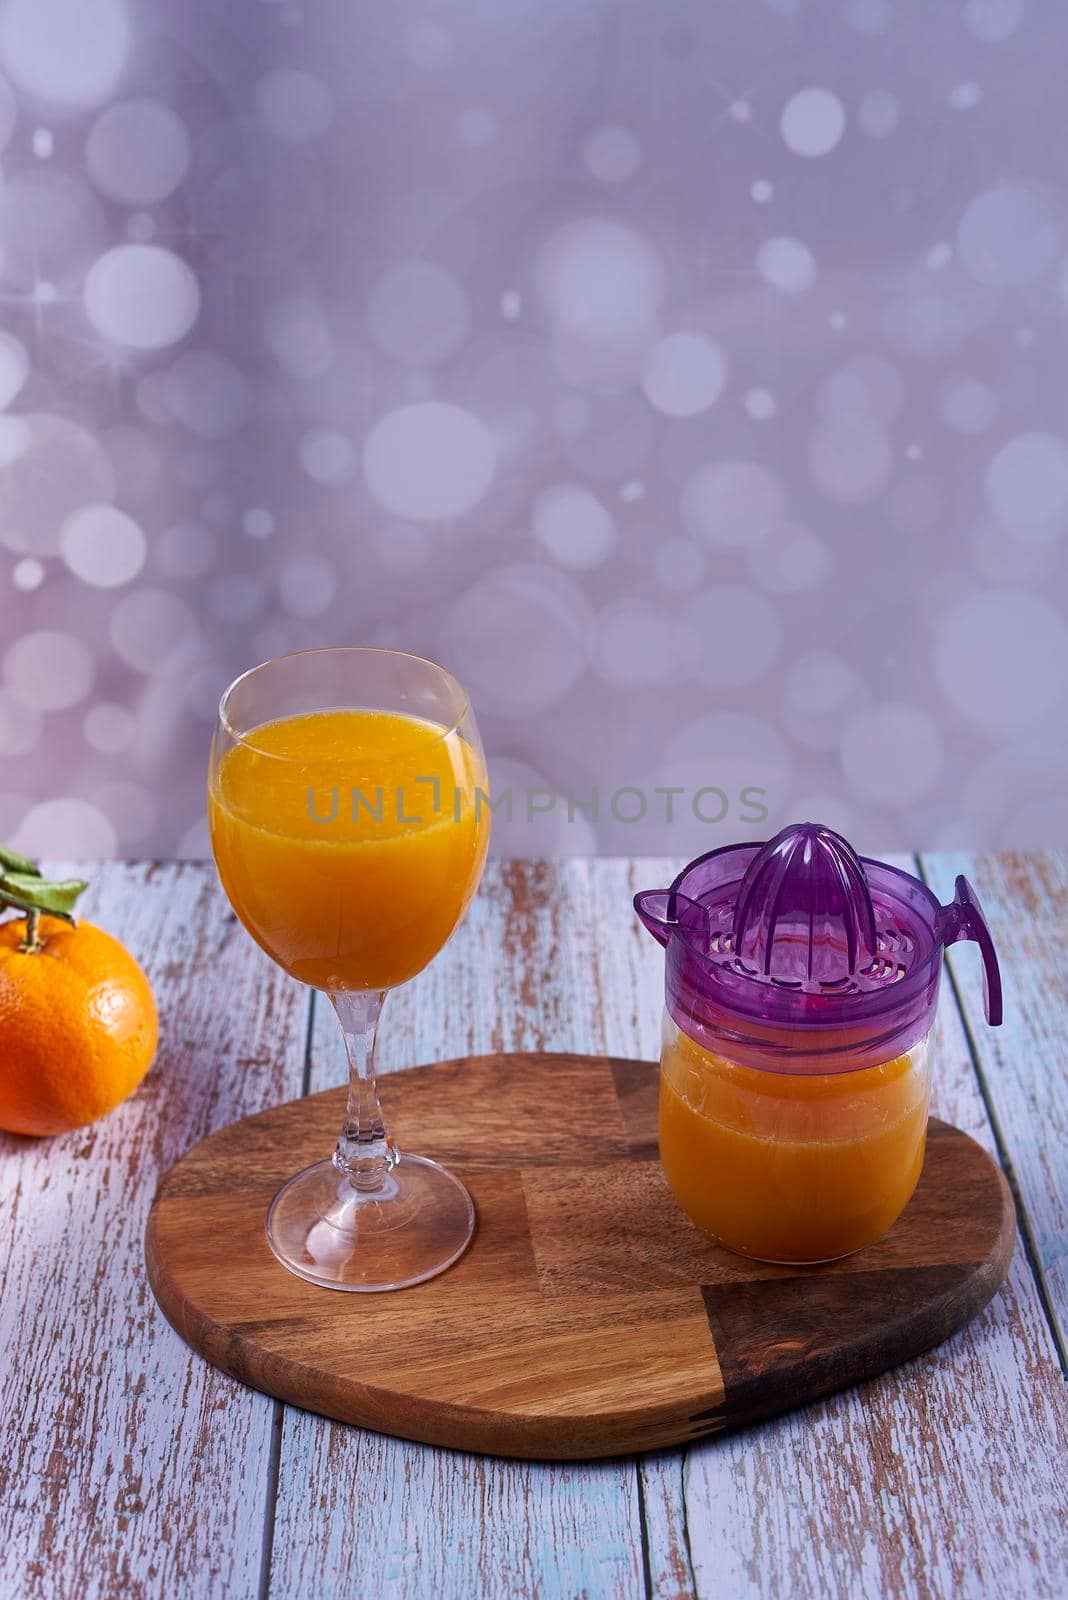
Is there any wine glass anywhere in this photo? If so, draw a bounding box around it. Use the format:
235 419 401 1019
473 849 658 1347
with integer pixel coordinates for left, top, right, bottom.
208 646 491 1292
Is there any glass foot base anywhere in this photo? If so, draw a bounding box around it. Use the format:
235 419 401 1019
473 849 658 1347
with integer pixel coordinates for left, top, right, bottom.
265 1154 476 1292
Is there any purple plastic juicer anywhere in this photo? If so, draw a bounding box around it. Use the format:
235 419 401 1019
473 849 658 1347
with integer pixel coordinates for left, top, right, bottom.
635 822 1002 1073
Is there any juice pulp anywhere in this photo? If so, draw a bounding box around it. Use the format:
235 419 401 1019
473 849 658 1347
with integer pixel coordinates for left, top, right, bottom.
659 1021 930 1263
208 709 489 990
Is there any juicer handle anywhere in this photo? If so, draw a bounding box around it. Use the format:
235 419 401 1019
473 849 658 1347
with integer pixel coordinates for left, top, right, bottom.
633 890 709 949
937 875 1003 1027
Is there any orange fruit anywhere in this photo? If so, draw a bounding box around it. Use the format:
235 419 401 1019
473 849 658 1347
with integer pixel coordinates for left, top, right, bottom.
0 915 158 1136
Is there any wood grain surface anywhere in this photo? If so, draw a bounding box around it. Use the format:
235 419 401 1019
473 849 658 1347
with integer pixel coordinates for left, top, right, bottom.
144 1053 1015 1459
1 857 1066 1599
921 852 1068 1357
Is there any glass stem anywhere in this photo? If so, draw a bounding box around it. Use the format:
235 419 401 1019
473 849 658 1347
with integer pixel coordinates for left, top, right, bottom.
331 989 397 1192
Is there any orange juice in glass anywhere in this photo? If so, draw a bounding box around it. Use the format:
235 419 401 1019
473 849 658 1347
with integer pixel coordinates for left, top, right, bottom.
636 823 1002 1264
209 707 487 992
208 648 490 1292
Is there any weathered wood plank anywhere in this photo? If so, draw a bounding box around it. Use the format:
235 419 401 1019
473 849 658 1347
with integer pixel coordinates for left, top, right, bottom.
5 854 1063 1600
588 860 697 1600
266 860 647 1600
0 862 309 1600
920 851 1068 1355
679 855 1068 1600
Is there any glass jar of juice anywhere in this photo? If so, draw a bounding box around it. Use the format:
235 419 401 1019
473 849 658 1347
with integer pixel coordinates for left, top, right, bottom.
636 823 1002 1265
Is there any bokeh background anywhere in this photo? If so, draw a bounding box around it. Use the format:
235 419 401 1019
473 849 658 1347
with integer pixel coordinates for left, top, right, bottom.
0 0 1066 859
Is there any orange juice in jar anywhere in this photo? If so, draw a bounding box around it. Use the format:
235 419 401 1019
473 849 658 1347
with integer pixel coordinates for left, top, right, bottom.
636 824 1002 1265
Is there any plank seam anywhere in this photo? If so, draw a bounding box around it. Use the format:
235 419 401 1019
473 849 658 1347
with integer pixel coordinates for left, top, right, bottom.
301 988 318 1098
259 988 319 1599
257 1401 285 1600
915 853 1068 1379
678 1451 697 1598
636 1459 654 1600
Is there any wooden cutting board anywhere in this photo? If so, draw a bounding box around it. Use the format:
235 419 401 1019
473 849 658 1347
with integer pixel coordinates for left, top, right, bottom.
145 1052 1014 1461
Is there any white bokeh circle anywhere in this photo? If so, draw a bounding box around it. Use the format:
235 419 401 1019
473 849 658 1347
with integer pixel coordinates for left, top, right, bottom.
817 357 904 424
61 503 146 588
942 378 998 434
154 521 215 580
660 711 793 832
0 0 129 109
0 412 116 556
280 556 336 618
3 629 94 710
956 184 1063 288
478 755 597 858
641 332 727 418
84 244 200 349
0 170 106 291
972 519 1059 587
12 558 44 591
364 403 495 521
810 415 893 503
583 125 640 183
841 703 943 808
243 508 274 539
265 294 333 378
744 388 777 422
756 236 817 293
748 522 832 594
985 433 1068 541
964 0 1023 42
162 351 251 439
367 258 470 367
780 88 846 158
935 588 1068 730
0 417 30 467
844 0 894 34
440 565 592 715
86 99 190 204
533 484 616 570
14 796 116 857
110 588 201 676
300 428 354 486
949 82 983 111
784 652 871 751
594 600 700 687
0 332 29 409
961 737 1068 849
537 218 665 337
83 701 136 754
682 459 786 549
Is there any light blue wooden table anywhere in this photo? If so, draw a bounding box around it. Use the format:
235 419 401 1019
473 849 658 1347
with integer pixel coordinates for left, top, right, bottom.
1 855 1065 1598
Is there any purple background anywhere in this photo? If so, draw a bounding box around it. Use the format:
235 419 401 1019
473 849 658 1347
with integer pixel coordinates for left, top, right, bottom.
0 0 1066 860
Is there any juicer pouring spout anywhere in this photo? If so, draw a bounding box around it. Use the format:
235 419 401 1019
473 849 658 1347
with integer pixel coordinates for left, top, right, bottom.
634 890 710 950
936 875 1004 1027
